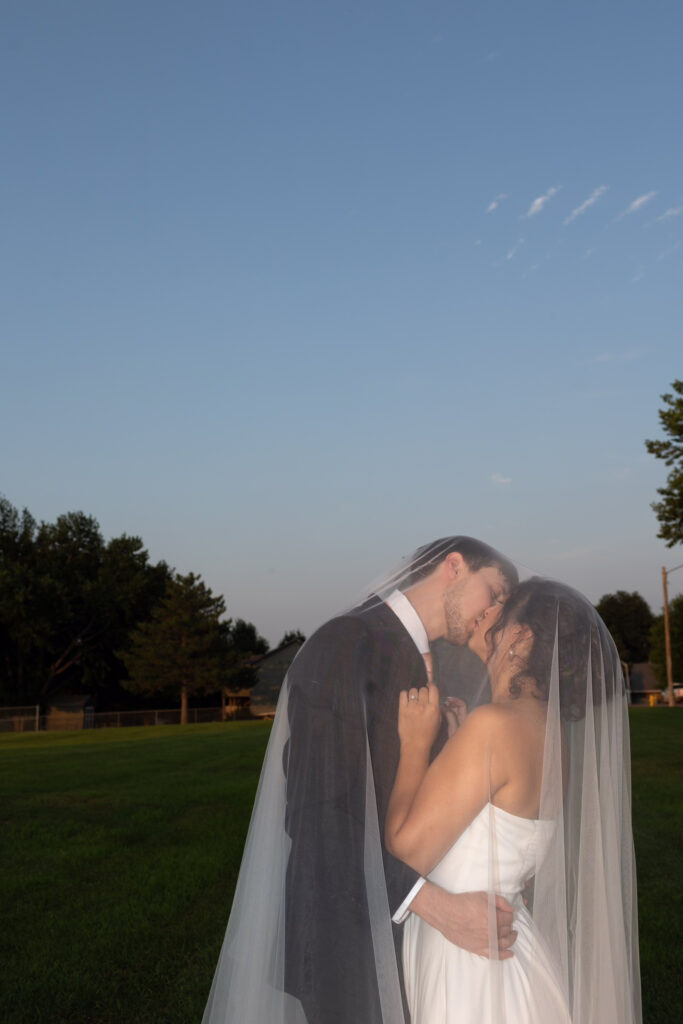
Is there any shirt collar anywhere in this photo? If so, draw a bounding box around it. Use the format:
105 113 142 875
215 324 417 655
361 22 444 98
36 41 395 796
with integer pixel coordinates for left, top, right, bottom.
384 589 430 654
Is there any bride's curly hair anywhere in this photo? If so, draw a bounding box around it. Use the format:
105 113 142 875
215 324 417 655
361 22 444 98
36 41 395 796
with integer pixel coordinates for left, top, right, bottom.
487 577 620 721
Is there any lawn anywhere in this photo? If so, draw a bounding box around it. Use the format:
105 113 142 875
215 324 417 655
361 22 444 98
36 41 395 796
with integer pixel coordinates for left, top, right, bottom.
0 722 270 1024
628 710 683 1024
0 710 680 1023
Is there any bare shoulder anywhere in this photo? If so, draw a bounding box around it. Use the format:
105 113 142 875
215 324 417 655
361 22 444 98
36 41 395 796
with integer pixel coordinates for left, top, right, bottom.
452 703 526 749
463 702 516 733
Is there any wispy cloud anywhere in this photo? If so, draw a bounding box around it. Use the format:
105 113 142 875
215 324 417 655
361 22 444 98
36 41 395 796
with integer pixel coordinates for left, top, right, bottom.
491 473 512 485
486 193 508 214
505 238 525 261
564 185 609 225
657 241 682 261
591 349 645 364
525 186 561 218
631 265 645 284
616 191 657 219
655 206 683 222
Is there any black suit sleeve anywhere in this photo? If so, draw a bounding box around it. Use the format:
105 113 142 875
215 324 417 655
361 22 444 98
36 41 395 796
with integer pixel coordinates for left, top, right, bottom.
284 616 384 1024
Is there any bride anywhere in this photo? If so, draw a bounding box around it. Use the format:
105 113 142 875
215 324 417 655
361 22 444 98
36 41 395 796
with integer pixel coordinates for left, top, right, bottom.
386 577 642 1024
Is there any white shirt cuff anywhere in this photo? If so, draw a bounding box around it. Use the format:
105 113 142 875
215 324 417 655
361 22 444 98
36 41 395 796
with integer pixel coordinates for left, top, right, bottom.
392 878 426 924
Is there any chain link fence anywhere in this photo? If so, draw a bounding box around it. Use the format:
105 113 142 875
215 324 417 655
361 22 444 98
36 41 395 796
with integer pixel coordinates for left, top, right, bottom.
0 705 41 732
0 704 248 732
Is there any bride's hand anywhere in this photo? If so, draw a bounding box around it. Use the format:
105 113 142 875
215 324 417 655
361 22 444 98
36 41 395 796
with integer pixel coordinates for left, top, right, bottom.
398 679 441 751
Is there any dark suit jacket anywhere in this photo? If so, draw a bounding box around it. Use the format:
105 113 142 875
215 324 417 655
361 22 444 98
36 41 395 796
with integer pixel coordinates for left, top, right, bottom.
284 599 429 1024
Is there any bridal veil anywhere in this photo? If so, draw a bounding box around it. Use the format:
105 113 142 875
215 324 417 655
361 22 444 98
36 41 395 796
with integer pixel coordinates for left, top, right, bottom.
202 540 641 1024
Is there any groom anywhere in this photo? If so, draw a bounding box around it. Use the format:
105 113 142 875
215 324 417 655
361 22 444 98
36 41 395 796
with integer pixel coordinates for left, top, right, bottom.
284 537 519 1023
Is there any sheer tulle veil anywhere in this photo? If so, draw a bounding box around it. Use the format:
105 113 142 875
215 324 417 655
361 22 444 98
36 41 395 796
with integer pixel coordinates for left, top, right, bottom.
202 539 641 1024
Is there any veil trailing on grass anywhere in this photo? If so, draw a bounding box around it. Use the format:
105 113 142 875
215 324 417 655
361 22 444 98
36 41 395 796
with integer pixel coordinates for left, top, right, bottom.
201 540 641 1024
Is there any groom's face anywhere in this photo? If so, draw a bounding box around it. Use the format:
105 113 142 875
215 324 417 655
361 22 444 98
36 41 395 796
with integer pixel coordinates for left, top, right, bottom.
443 564 507 646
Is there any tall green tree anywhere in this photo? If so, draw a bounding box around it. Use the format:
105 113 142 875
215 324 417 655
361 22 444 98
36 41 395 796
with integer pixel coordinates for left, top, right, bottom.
220 619 270 717
648 596 683 686
120 572 230 724
0 496 170 705
76 533 171 700
35 512 169 698
595 591 655 664
645 379 683 547
0 497 42 703
230 619 269 662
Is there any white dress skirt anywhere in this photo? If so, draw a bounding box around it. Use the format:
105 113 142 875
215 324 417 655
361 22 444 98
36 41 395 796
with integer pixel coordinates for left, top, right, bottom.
402 804 572 1024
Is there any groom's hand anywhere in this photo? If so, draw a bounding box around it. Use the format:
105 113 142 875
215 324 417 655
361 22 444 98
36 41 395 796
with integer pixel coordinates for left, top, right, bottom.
409 883 517 959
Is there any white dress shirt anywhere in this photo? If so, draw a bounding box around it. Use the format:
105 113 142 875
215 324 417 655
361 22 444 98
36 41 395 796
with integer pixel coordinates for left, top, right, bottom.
383 589 429 922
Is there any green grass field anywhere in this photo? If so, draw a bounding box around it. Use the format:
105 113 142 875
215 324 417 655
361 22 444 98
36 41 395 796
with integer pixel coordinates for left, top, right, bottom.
1 711 680 1024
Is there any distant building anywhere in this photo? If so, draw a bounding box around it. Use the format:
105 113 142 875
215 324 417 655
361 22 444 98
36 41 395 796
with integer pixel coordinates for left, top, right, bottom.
45 694 95 730
221 688 252 718
250 639 305 716
629 663 661 705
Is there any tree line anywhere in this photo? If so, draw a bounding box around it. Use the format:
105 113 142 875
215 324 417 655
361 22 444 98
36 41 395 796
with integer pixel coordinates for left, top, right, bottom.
595 590 682 686
0 496 303 721
3 369 683 724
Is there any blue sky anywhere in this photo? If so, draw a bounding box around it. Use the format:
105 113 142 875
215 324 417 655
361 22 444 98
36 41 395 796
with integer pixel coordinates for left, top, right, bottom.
2 0 682 643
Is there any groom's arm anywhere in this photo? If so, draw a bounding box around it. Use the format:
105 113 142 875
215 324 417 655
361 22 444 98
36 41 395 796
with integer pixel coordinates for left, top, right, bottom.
408 882 517 958
284 617 384 1022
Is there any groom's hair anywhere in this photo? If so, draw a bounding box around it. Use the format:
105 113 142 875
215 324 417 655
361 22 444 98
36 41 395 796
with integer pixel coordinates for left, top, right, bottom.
400 537 518 592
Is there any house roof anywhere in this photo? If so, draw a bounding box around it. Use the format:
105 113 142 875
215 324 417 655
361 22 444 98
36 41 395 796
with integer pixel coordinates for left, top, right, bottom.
47 695 93 711
253 639 304 665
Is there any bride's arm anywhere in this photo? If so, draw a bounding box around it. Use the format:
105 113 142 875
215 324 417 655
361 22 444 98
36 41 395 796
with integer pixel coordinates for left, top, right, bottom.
386 700 509 877
385 682 517 957
385 680 441 856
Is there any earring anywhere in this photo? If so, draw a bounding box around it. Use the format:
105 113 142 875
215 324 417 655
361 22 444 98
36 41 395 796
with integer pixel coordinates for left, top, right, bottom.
508 647 515 659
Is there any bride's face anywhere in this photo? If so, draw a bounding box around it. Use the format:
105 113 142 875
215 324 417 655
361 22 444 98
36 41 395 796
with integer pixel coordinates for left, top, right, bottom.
468 603 503 662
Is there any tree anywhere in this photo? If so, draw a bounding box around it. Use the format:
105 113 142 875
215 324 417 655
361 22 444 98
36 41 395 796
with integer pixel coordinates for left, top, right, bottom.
219 619 269 718
0 497 42 703
228 620 270 684
649 595 683 686
595 591 655 664
120 573 230 724
34 513 170 700
645 379 683 547
279 630 306 647
1 503 97 704
0 496 171 705
85 535 171 700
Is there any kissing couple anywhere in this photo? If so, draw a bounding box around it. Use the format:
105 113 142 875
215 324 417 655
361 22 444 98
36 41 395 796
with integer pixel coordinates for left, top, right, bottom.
203 536 642 1024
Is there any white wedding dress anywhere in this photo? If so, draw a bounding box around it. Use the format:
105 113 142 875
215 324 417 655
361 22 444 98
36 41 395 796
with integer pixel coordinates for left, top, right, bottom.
402 803 572 1024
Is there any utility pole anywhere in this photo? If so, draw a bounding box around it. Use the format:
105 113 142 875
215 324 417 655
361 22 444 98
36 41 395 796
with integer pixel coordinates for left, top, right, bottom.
662 563 683 707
